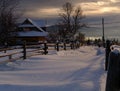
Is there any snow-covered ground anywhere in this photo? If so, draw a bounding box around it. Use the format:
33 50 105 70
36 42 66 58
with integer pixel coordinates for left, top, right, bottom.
0 46 107 91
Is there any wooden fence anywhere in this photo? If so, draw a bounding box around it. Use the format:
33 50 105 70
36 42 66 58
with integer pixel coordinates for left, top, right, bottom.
105 40 120 91
0 42 80 64
0 42 48 64
105 40 111 71
105 51 120 91
47 42 80 51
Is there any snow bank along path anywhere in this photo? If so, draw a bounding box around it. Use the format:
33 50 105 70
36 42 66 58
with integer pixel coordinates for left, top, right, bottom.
0 46 106 91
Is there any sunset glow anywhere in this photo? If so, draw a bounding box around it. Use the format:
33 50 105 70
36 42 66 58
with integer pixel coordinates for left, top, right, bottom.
21 0 120 19
97 1 106 6
110 0 119 3
100 7 119 13
25 8 60 18
39 8 60 14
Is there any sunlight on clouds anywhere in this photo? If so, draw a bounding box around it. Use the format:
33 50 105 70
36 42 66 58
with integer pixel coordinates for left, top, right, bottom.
76 1 120 16
110 0 118 3
101 8 111 12
110 0 115 2
78 2 101 15
100 7 119 13
97 1 106 6
25 1 120 18
79 2 100 11
40 8 60 14
25 8 60 18
83 11 100 16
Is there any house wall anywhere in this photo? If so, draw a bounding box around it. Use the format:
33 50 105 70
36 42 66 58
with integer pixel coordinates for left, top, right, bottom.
16 37 46 42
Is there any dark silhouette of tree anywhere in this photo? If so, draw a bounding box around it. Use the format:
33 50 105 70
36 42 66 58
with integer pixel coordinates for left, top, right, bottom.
58 2 86 41
0 0 22 45
76 32 85 42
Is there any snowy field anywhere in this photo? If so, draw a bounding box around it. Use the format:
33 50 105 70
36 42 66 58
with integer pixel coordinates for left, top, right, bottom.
0 46 107 91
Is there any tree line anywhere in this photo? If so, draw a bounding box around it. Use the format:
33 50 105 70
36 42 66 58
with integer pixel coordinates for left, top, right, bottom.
0 0 22 46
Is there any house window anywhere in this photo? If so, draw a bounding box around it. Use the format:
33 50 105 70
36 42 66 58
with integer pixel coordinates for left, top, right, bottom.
23 27 30 31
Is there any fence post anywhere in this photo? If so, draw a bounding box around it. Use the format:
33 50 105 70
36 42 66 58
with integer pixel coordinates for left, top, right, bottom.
4 50 6 53
70 42 72 49
64 42 66 50
105 52 120 91
43 41 48 55
9 55 12 61
4 42 7 53
70 41 74 49
73 41 75 49
23 41 26 59
56 40 59 51
105 40 111 71
75 42 77 49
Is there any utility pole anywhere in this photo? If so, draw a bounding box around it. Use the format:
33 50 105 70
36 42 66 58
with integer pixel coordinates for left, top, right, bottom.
102 18 105 47
44 18 47 31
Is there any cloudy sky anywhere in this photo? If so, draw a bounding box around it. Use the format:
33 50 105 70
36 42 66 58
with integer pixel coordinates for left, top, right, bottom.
20 0 120 25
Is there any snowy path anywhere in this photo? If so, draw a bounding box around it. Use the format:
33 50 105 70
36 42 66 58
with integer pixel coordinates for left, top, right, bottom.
0 46 106 91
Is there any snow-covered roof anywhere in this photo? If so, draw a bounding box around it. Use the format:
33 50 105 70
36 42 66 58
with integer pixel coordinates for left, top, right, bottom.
18 31 48 37
27 18 45 32
19 18 45 32
19 24 35 28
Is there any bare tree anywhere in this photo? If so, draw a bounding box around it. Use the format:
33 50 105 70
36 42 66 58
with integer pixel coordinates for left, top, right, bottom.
58 2 86 41
0 0 21 45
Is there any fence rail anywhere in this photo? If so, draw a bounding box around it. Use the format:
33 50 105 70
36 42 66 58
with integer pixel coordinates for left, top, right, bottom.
0 42 47 64
0 42 80 64
0 51 23 64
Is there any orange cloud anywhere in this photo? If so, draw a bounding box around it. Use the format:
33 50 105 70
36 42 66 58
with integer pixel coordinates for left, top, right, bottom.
24 1 120 18
110 0 119 3
76 1 120 16
25 8 60 18
100 7 119 13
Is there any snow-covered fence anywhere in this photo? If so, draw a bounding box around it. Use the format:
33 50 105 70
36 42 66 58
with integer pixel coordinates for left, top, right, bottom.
106 45 120 91
0 42 48 64
47 43 70 51
22 42 48 58
0 48 23 64
0 42 79 64
47 42 79 51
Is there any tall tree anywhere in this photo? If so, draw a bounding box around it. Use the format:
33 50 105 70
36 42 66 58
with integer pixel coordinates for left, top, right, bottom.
58 2 86 41
0 0 21 45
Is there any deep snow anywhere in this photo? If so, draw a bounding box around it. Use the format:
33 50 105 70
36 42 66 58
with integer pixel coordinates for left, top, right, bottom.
0 46 106 91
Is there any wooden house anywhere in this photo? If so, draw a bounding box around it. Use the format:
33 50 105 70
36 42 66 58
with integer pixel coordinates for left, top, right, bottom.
16 18 48 43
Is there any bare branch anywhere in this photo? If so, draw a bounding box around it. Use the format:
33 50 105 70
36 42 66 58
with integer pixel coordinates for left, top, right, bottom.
58 2 86 41
0 0 22 45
